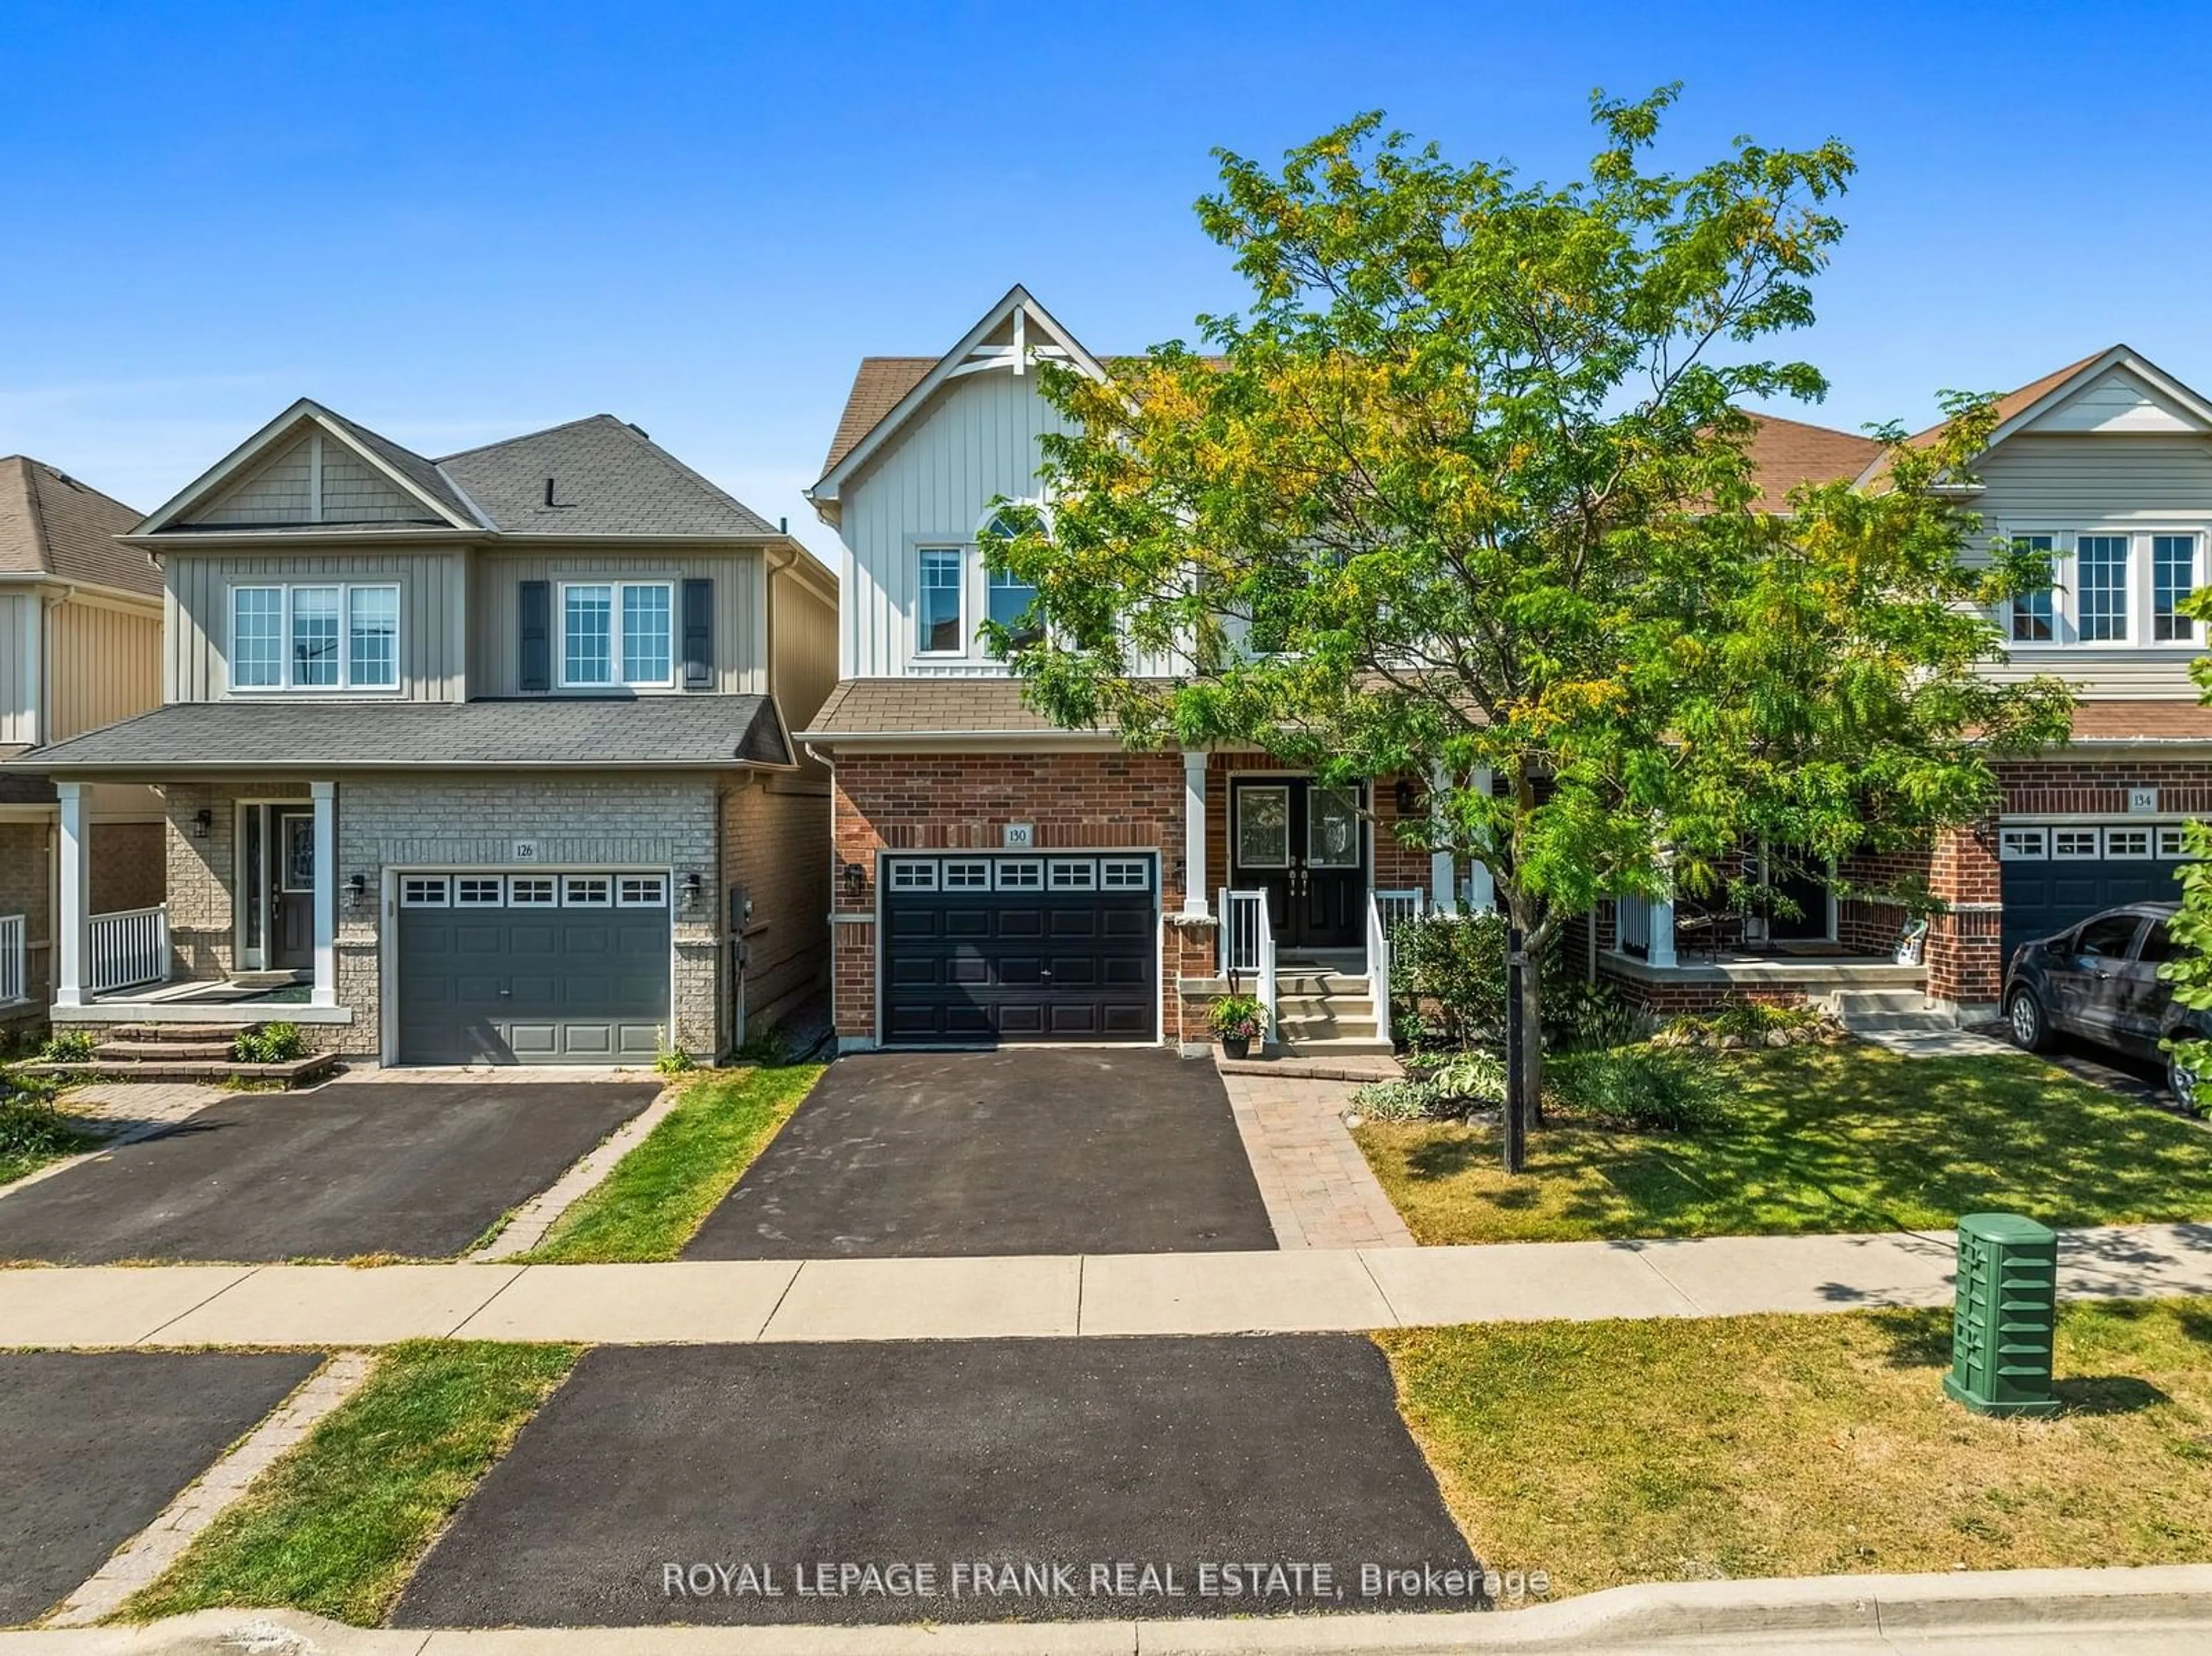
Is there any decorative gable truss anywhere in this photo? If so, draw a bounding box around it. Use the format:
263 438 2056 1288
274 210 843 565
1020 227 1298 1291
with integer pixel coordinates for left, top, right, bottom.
135 399 485 535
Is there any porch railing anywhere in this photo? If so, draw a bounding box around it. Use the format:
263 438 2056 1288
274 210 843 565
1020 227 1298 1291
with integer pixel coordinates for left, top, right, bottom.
1365 890 1393 1048
90 905 168 995
1218 887 1278 1043
0 914 23 1006
1616 893 1653 957
1376 887 1426 933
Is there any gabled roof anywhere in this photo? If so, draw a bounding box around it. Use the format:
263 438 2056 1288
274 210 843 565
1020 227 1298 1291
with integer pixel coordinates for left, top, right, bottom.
1854 346 2212 489
138 397 483 535
0 457 156 596
438 415 779 538
809 286 1109 511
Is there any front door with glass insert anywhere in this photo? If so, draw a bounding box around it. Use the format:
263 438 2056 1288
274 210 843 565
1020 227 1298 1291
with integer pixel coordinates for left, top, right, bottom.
272 809 315 970
1229 778 1367 950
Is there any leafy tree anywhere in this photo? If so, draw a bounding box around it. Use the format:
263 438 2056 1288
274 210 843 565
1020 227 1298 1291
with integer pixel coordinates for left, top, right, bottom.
990 90 2071 1168
2153 597 2212 1113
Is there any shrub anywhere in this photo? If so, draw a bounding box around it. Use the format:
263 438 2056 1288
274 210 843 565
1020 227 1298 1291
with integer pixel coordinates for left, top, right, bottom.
1546 1045 1725 1134
1389 911 1641 1053
37 1028 96 1063
1208 994 1267 1041
1352 1049 1507 1121
654 1041 697 1077
232 1022 305 1064
0 1093 84 1162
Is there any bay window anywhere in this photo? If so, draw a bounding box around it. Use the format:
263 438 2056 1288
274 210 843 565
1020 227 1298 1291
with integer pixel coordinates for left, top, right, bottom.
560 580 674 687
230 583 402 691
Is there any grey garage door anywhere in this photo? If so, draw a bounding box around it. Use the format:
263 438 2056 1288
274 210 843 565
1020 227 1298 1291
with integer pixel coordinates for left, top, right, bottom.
1999 823 2187 964
395 872 672 1065
880 854 1157 1044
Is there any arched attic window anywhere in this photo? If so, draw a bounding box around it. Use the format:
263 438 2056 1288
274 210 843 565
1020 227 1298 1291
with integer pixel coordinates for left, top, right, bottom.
979 502 1046 649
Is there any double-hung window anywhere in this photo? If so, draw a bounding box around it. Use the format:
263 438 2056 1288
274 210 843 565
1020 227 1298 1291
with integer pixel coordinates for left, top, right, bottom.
560 581 674 687
2076 535 2131 642
2008 535 2055 642
2154 534 2197 642
231 583 402 691
917 549 964 654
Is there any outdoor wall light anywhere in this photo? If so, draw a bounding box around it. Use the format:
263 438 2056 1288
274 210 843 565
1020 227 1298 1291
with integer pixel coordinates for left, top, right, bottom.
347 873 366 910
192 809 213 840
682 872 704 911
840 860 866 900
1393 778 1418 816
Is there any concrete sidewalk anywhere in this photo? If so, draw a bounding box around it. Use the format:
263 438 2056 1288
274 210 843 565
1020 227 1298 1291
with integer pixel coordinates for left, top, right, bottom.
7 1563 2212 1651
2 1221 2206 1349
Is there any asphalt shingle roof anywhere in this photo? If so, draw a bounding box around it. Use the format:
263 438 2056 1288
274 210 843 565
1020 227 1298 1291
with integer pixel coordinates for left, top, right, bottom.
440 416 779 537
13 696 792 772
0 457 154 595
804 678 1109 737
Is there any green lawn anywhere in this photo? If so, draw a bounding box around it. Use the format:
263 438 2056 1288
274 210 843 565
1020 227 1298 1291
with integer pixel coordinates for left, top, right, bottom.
1355 1043 2212 1244
522 1062 824 1262
1378 1297 2212 1599
124 1341 578 1625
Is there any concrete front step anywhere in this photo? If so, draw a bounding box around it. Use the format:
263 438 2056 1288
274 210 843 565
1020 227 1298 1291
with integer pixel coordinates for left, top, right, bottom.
1276 1017 1381 1041
109 1022 259 1042
26 1052 340 1086
1280 1035 1396 1059
1839 1012 1963 1034
1274 992 1377 1017
1824 990 1942 1016
93 1038 241 1062
1272 973 1370 996
1218 1052 1402 1081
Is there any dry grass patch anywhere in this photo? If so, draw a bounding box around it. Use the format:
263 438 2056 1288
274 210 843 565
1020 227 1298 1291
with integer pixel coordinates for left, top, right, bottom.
1377 1297 2212 1598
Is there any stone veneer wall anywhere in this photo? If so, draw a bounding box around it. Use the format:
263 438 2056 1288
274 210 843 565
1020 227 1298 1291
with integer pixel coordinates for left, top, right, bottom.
334 772 726 1059
163 782 309 983
719 774 832 1033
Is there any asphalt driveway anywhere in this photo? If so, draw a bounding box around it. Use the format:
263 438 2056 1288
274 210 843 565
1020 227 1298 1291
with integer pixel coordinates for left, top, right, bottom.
0 1081 658 1264
684 1049 1275 1257
0 1351 320 1625
394 1335 1478 1627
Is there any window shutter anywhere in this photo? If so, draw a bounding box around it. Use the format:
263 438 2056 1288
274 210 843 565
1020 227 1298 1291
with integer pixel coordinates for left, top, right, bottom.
518 580 551 693
682 578 714 688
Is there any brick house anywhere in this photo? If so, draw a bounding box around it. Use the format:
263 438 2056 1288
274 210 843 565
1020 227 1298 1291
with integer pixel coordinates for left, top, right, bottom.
11 403 837 1064
805 294 2212 1049
0 457 166 1026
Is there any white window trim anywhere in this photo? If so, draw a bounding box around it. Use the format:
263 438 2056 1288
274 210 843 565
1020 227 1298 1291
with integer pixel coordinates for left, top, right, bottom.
562 874 613 907
914 547 968 659
453 876 505 907
229 581 403 694
399 876 451 907
508 876 559 905
616 874 669 908
2151 532 2199 644
1998 525 2211 651
556 579 677 689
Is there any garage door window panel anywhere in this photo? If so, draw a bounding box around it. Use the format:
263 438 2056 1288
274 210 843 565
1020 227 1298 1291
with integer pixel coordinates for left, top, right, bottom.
563 876 612 907
401 876 450 907
2000 827 2049 861
2053 829 2101 859
617 876 668 907
509 877 556 906
2105 828 2154 859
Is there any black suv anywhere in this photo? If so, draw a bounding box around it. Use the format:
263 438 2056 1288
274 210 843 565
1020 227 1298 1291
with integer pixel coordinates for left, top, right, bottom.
2003 901 2209 1107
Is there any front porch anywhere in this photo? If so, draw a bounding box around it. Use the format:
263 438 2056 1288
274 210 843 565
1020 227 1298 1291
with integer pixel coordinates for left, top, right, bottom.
1601 890 1929 1013
48 778 345 1023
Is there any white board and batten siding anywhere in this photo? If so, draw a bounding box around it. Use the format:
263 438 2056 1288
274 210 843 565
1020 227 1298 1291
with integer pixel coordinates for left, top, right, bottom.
836 369 1182 682
1978 422 2212 699
164 550 469 702
469 550 766 698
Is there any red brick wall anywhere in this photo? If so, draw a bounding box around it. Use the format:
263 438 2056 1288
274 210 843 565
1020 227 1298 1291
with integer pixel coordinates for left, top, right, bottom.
831 750 1188 1041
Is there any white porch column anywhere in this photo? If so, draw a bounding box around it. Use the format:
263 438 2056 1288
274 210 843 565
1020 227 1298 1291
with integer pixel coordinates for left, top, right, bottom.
1649 876 1678 969
54 780 89 1007
310 780 337 1007
1427 763 1457 915
1464 766 1497 911
1181 750 1210 918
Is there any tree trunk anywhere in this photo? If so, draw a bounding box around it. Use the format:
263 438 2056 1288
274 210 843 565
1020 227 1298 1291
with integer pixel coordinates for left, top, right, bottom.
1519 954 1546 1131
1501 924 1526 1175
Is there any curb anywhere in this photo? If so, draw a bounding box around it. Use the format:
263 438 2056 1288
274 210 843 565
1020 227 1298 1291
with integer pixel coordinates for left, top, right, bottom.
13 1564 2212 1653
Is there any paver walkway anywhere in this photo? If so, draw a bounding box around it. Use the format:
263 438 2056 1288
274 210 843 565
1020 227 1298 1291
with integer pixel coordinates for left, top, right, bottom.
1219 1069 1414 1249
5 1221 2206 1349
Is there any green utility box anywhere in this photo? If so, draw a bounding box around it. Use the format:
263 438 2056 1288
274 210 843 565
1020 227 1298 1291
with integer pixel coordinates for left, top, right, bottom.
1942 1212 2061 1418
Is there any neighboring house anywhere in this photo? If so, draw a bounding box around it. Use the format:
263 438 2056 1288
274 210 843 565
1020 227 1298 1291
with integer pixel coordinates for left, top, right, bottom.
13 403 838 1064
804 291 2212 1051
0 458 165 1024
1599 344 2212 1019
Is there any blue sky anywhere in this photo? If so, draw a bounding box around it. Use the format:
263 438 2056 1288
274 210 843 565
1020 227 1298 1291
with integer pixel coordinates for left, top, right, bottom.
3 1 2207 562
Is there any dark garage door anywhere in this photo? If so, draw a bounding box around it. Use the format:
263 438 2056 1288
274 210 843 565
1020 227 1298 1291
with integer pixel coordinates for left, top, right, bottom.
1999 823 2187 963
881 854 1156 1044
396 871 672 1064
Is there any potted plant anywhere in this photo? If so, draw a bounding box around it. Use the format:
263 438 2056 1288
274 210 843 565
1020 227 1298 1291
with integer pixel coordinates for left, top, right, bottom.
1209 993 1267 1060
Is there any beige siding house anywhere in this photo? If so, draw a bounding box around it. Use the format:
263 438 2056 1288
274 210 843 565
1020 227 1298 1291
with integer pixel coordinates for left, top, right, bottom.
0 457 165 1024
16 402 837 1064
